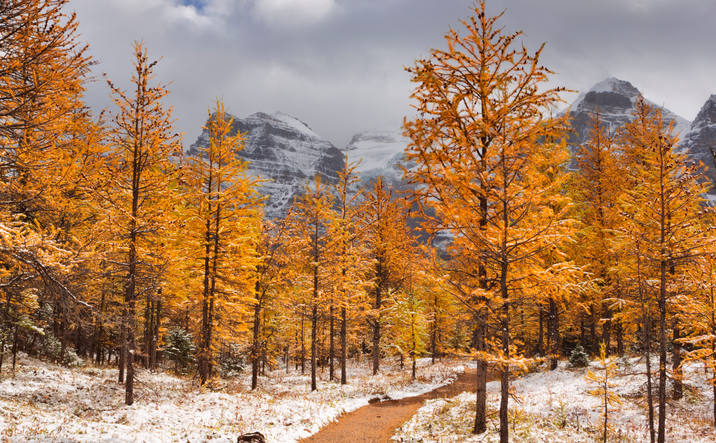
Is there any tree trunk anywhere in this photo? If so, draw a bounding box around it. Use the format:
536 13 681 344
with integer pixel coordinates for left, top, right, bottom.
300 316 305 375
150 300 160 371
645 311 656 443
473 309 487 434
11 322 19 373
341 306 347 385
251 298 261 390
118 320 126 383
329 302 335 381
549 297 559 370
499 260 509 443
616 316 624 357
311 299 318 391
601 303 612 356
372 284 382 375
658 259 667 443
538 308 544 357
590 303 597 356
673 324 682 400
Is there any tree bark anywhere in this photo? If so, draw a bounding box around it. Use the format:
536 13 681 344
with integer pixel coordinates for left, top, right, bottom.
499 259 509 443
549 297 560 370
329 301 335 381
473 309 487 434
251 297 261 390
341 307 347 385
673 324 682 400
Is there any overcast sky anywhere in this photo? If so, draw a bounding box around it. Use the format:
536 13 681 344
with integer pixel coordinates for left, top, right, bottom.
70 0 716 149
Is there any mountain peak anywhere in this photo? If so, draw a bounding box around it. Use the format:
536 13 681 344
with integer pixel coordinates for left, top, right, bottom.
247 111 321 140
690 94 716 131
589 77 641 97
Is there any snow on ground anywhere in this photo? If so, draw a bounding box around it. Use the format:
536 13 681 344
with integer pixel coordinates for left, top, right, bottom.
0 354 462 443
394 357 716 442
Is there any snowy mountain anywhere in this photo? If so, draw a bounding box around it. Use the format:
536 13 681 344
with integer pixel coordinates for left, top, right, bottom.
344 126 412 190
564 77 691 149
189 111 344 219
187 79 716 220
679 95 716 189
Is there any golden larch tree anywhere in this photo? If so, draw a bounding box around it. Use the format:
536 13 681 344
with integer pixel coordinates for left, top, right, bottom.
403 1 570 439
103 42 183 405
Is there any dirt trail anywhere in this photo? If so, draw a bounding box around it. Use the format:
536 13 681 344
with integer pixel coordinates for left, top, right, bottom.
298 368 479 443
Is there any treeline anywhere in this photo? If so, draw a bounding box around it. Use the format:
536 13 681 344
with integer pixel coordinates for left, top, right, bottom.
2 3 716 443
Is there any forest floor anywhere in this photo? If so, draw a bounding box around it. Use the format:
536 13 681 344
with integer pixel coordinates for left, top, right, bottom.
299 367 484 443
0 353 463 442
1 353 715 442
394 357 716 442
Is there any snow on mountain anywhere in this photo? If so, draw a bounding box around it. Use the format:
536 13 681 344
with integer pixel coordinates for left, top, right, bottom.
344 126 412 189
678 94 716 190
189 111 344 219
565 77 691 150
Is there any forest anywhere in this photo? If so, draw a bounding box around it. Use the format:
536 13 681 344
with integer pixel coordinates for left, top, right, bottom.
2 1 716 443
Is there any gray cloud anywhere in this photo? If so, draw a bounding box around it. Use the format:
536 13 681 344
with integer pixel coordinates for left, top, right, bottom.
71 0 716 149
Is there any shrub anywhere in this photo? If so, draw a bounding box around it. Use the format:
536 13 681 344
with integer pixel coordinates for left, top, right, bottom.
162 327 196 373
568 342 590 368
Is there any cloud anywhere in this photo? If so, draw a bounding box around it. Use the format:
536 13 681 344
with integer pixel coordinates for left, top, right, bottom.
68 0 716 149
254 0 338 28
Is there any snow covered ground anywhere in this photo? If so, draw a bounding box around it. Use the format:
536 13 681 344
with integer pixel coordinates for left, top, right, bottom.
393 357 716 442
0 354 462 443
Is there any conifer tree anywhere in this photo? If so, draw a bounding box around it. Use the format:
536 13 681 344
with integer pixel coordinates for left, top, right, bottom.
288 176 334 391
362 178 413 375
616 97 711 443
585 342 622 443
682 251 716 425
250 214 291 390
403 2 570 439
187 99 261 385
103 42 183 405
0 0 104 371
328 156 368 384
572 110 626 357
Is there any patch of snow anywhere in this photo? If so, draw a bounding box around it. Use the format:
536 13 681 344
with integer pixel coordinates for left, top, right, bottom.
394 358 716 442
0 353 463 443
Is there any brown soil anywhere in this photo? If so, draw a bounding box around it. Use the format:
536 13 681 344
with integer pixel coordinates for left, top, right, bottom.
298 368 481 443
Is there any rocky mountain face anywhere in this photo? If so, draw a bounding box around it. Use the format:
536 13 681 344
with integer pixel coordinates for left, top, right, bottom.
564 77 691 150
679 95 716 188
189 111 344 219
344 126 412 190
189 79 716 220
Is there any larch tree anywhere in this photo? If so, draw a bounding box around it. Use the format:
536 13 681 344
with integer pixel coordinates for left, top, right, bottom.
327 156 369 384
250 214 292 390
571 110 627 357
361 177 413 376
682 250 716 426
103 42 183 405
616 97 711 443
288 176 335 391
187 99 261 385
0 0 106 371
403 1 570 439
